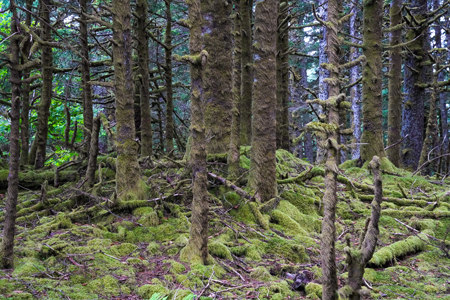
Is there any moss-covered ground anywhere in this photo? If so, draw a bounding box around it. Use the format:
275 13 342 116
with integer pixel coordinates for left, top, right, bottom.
1 150 450 299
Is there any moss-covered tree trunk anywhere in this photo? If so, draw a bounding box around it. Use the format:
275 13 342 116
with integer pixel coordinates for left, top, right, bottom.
349 3 361 160
418 78 438 174
19 0 33 166
249 0 278 203
319 0 342 296
112 0 145 202
0 1 21 269
137 0 153 157
164 0 174 155
86 117 101 188
386 0 402 166
228 0 242 180
343 157 383 300
80 0 93 158
202 0 233 154
316 0 329 164
360 0 385 162
34 0 53 169
401 0 430 170
240 0 253 145
179 0 210 265
276 0 290 150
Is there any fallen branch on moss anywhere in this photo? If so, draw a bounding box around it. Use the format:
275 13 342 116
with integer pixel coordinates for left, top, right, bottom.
208 172 254 200
394 218 440 242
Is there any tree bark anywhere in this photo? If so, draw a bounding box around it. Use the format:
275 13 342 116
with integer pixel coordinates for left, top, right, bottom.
34 0 53 169
360 0 385 162
202 0 233 154
19 0 33 166
276 0 290 150
249 0 278 203
228 0 242 180
137 0 153 157
0 1 21 269
164 0 174 155
240 0 253 145
80 0 93 158
401 0 430 170
112 0 144 202
386 0 402 166
179 0 210 265
86 117 101 188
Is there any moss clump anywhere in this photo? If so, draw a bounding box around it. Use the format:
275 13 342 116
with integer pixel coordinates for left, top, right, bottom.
12 258 44 277
250 266 272 281
270 209 308 236
137 283 168 299
370 234 428 267
133 206 154 216
189 263 226 279
87 275 120 296
265 238 306 263
305 282 323 299
140 211 159 227
109 243 138 257
208 241 232 260
276 200 321 233
164 259 186 273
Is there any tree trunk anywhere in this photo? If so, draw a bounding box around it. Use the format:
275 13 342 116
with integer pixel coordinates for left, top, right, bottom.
80 0 93 158
112 0 145 202
240 0 253 145
316 0 329 164
401 0 430 170
349 2 361 160
276 0 290 150
320 0 342 296
35 0 53 169
164 0 174 155
137 0 153 157
19 0 33 166
179 0 210 265
0 1 21 269
202 0 233 154
249 0 278 203
344 157 383 300
228 0 242 180
386 0 402 166
86 117 101 188
360 0 385 162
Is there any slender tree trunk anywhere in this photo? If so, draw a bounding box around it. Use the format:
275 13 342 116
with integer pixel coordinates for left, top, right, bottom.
228 0 242 180
80 0 93 157
349 2 361 160
86 117 101 188
20 0 33 166
240 0 253 145
112 0 144 202
137 0 153 157
249 0 278 203
202 0 233 154
360 0 385 162
401 0 430 170
179 0 210 265
35 0 53 169
164 0 174 155
316 0 329 164
386 0 402 166
320 0 342 296
276 0 290 150
0 1 21 269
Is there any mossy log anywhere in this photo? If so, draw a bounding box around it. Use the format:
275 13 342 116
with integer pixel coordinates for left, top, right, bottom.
0 169 78 190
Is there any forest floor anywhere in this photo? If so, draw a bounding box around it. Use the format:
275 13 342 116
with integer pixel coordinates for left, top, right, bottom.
1 149 450 299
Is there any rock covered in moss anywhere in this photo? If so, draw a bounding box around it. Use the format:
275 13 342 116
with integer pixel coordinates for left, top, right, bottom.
208 241 232 260
250 266 272 281
305 282 323 299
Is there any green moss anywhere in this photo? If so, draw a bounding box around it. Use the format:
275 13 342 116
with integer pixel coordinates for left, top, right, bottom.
239 154 251 169
13 258 44 277
270 209 308 236
109 243 138 257
208 241 232 260
276 200 321 233
87 275 120 296
133 206 154 216
141 211 160 227
265 238 306 263
164 259 186 273
137 284 169 299
250 266 272 281
305 282 323 299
